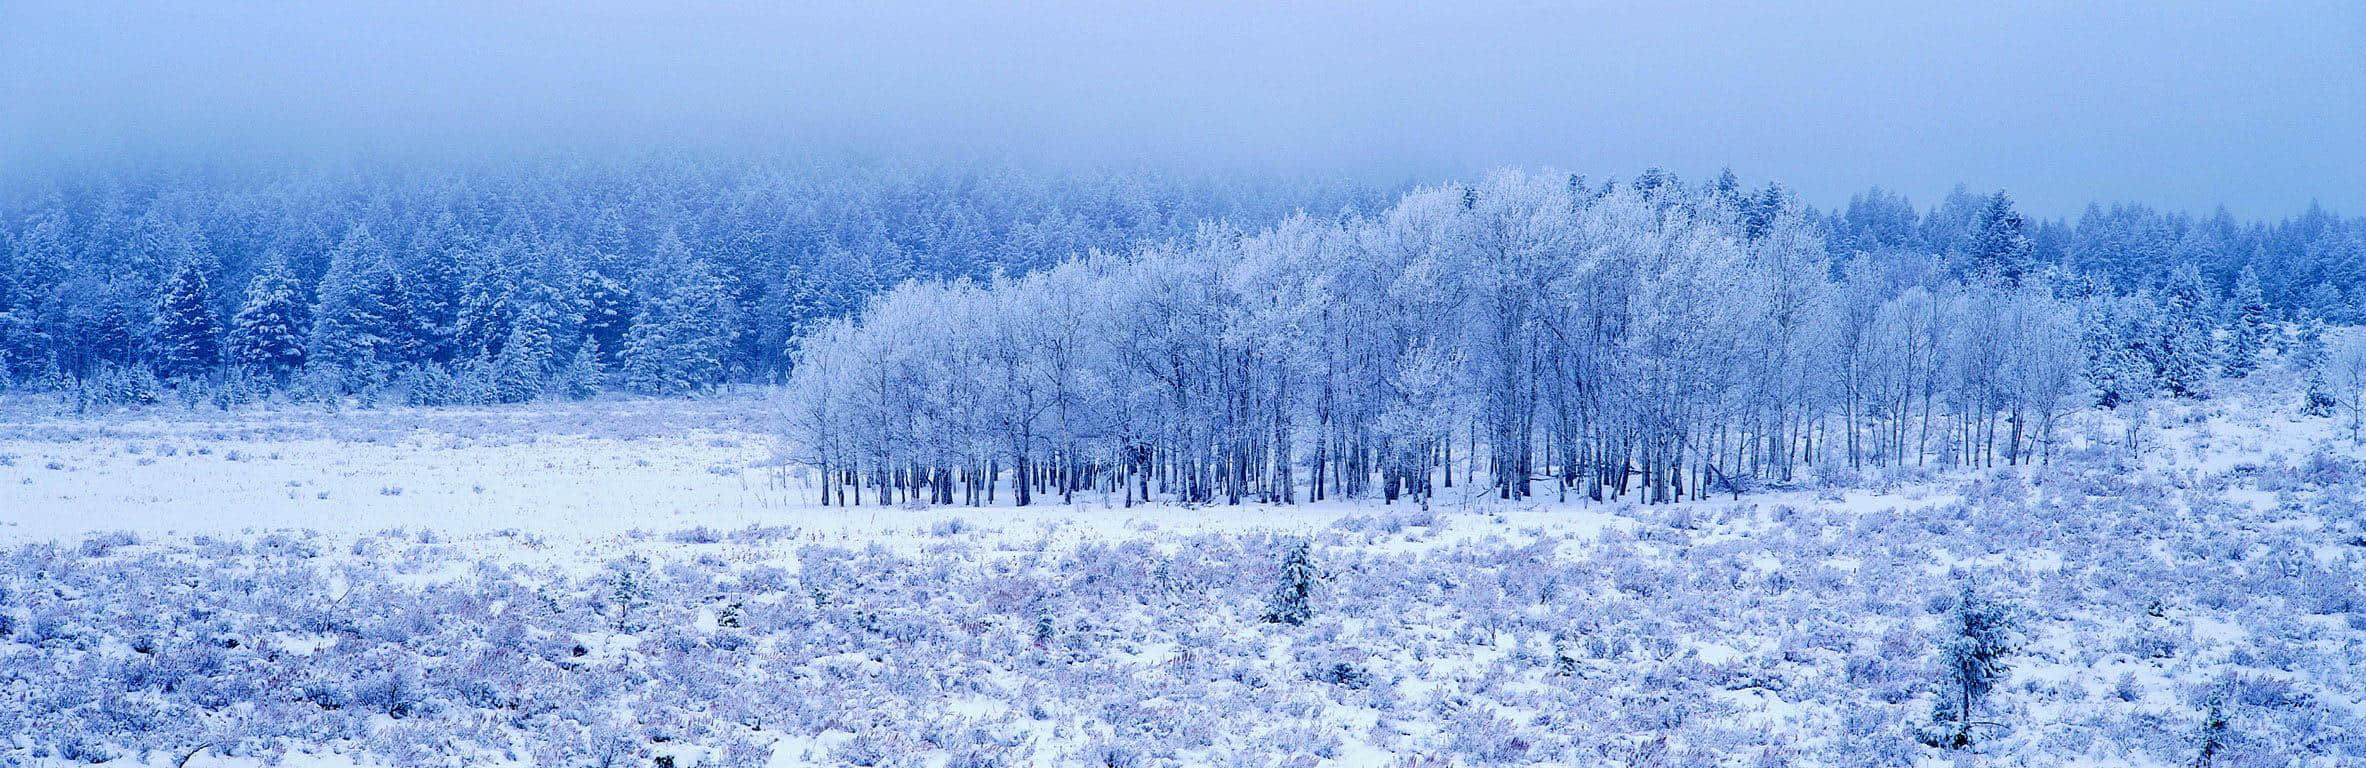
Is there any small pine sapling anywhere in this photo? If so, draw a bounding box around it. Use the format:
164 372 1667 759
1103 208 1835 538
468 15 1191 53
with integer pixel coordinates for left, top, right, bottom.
2192 695 2229 768
1033 614 1056 648
1930 582 2019 749
609 564 650 632
2304 366 2336 417
1264 540 1319 625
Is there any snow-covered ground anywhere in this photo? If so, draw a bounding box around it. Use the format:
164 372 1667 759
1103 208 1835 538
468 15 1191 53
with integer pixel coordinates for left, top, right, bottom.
0 396 1656 563
3 382 2363 767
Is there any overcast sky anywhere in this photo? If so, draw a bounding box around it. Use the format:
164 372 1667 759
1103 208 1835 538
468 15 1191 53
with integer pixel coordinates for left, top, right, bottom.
4 1 2361 218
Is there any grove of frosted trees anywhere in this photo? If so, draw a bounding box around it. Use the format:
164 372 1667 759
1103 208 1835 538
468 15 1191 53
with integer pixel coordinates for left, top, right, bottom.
785 169 2330 508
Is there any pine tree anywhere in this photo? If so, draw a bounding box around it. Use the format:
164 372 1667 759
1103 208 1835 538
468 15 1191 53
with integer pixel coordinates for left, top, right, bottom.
2082 304 2152 408
1933 583 2018 749
2298 310 2335 415
89 298 140 373
1711 167 1742 202
151 263 220 379
230 260 306 380
2154 266 2217 398
371 266 423 366
1263 540 1318 625
2223 266 2269 378
558 341 602 400
309 225 400 389
608 561 650 633
397 363 453 406
453 277 513 362
399 245 463 363
1968 192 2037 287
620 241 733 395
2191 696 2229 768
1630 166 1677 201
2304 281 2344 321
2305 368 2336 417
492 292 560 404
581 264 634 367
1742 183 1788 241
2294 310 2329 371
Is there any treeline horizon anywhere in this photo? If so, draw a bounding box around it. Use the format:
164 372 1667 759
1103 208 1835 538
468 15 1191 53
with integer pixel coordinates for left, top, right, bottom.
782 168 2332 508
0 158 2358 412
0 158 1388 405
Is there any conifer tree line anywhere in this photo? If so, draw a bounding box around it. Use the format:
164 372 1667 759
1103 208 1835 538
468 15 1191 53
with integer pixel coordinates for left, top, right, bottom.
0 158 2356 417
0 159 1382 404
785 168 2348 508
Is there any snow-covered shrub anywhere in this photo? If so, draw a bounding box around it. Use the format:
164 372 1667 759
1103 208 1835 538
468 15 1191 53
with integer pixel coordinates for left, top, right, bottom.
2224 673 2311 710
667 526 724 544
76 531 138 557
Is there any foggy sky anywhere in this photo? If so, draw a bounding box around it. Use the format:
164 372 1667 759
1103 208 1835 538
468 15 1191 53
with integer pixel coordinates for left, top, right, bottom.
4 1 2361 218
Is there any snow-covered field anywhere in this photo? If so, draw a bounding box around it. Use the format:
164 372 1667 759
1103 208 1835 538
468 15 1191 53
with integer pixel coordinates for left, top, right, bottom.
0 396 1615 559
3 383 2363 767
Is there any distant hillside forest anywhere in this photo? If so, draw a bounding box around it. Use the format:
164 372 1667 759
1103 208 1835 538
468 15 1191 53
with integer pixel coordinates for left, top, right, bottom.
0 160 2357 410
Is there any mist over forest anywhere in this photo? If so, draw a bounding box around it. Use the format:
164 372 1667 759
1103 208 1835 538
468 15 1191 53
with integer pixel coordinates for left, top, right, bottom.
7 1 2362 215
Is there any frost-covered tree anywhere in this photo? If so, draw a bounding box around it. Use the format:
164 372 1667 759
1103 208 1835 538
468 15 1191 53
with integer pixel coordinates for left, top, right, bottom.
452 267 514 364
2330 335 2366 442
2223 266 2269 378
151 262 220 379
2304 368 2337 418
2293 310 2329 372
620 236 733 395
2082 298 2154 408
1967 192 2036 287
1993 286 2085 464
229 259 306 380
493 296 560 403
558 341 602 400
1263 540 1318 625
2153 265 2217 398
1932 583 2019 749
2296 311 2336 416
580 268 633 367
308 225 402 389
2192 696 2230 768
